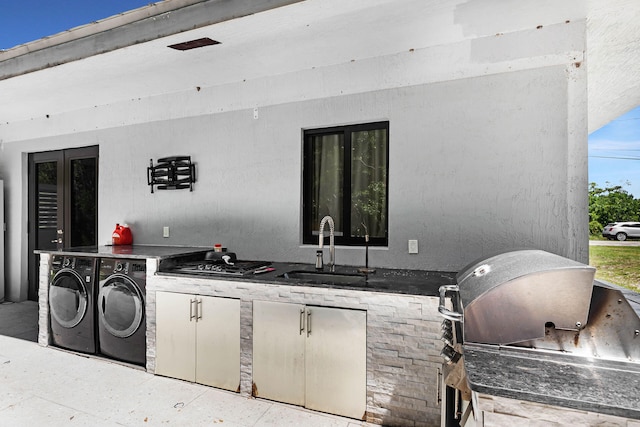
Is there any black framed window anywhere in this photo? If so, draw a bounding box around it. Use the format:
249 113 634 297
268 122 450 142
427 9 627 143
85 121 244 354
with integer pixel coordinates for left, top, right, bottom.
303 121 389 246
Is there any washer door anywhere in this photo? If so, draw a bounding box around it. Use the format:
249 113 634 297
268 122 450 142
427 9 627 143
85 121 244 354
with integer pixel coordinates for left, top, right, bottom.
98 274 144 338
49 269 88 328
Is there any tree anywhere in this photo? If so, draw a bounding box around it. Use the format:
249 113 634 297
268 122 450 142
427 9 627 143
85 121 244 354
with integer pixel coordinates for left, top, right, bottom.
589 182 640 234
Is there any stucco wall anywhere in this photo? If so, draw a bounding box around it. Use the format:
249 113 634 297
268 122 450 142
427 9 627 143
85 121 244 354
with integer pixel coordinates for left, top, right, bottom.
0 10 588 301
94 66 574 268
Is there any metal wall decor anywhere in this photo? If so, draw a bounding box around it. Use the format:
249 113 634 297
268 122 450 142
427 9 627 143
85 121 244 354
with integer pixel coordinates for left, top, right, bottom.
147 156 196 193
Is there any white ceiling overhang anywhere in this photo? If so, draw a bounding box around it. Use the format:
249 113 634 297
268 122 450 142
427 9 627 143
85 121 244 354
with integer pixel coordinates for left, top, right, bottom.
0 0 638 136
587 0 640 133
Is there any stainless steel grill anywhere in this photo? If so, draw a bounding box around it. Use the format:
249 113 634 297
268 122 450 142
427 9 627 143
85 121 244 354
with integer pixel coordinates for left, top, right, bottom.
439 249 640 358
438 249 640 423
440 249 596 345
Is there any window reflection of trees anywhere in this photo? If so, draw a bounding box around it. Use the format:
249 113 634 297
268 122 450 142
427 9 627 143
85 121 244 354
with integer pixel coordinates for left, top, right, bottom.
307 123 388 245
351 129 387 239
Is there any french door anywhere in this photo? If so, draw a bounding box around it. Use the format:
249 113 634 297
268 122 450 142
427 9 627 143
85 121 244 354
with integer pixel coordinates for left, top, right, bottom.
28 146 98 300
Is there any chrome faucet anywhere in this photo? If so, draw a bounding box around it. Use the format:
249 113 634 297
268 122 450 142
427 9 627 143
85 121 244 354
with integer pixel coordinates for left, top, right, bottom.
318 216 335 272
358 222 376 275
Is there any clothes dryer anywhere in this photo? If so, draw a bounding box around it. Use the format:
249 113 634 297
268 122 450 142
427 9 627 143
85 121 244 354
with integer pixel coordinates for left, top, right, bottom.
97 258 146 366
49 255 97 353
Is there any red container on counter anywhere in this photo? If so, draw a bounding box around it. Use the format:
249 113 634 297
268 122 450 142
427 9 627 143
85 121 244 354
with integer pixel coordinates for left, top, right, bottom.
112 223 133 245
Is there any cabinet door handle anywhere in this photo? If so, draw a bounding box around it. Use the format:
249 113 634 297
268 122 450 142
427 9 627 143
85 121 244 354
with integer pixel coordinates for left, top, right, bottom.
190 298 197 322
197 298 202 321
307 309 312 337
300 308 305 335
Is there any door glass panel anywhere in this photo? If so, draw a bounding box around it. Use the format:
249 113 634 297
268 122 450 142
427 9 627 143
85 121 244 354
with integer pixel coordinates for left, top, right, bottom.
70 157 97 247
36 161 58 250
28 146 98 302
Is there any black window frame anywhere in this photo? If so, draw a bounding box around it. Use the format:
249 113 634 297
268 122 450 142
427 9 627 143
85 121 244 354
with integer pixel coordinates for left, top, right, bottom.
302 121 389 246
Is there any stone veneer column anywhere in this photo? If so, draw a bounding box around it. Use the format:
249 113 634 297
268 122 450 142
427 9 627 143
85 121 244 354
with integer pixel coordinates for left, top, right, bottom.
37 253 50 347
145 258 159 372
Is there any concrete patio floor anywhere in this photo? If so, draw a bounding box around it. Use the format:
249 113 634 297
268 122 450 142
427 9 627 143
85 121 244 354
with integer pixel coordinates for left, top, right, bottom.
0 300 38 342
0 301 372 427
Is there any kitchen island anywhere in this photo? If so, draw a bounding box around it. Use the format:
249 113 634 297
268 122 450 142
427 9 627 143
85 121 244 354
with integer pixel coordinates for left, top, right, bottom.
37 246 457 426
36 246 640 425
150 257 457 424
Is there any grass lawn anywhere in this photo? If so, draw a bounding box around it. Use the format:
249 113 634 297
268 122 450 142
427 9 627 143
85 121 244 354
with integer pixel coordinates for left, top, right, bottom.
589 245 640 293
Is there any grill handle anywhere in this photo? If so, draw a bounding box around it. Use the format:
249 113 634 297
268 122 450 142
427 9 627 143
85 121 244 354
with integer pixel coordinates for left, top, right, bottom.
438 284 463 322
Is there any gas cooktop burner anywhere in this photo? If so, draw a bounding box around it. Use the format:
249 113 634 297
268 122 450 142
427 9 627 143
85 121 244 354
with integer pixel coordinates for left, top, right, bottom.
173 260 272 276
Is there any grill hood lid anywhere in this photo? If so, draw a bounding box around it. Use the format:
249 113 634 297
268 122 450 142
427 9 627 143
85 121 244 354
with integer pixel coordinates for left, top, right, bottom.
454 249 596 345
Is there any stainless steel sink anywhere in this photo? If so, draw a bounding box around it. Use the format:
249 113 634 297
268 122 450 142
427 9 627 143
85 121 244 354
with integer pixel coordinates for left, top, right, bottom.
280 270 367 286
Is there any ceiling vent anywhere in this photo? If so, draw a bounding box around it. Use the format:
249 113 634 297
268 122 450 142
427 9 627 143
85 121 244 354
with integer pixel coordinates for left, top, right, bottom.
168 37 220 51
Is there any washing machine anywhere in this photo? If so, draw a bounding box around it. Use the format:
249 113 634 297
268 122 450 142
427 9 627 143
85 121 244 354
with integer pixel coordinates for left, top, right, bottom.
49 255 97 354
97 258 146 366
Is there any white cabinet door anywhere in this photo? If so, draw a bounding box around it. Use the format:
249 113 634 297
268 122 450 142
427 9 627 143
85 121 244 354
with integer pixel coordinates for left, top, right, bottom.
253 301 367 418
196 296 240 391
155 291 196 382
252 300 306 405
305 306 367 419
156 292 240 391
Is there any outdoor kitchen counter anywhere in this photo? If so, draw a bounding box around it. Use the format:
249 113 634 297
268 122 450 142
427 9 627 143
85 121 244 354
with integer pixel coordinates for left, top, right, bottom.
463 343 640 420
156 261 458 297
35 244 457 296
35 245 209 260
150 259 457 424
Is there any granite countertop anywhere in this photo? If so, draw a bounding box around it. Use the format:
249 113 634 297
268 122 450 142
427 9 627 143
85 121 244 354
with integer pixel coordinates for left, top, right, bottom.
463 343 640 420
35 245 210 260
36 246 457 296
158 259 457 297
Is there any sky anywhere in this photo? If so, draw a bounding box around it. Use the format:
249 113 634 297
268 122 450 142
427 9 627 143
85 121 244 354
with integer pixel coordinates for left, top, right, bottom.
588 106 640 198
0 0 153 50
1 1 639 198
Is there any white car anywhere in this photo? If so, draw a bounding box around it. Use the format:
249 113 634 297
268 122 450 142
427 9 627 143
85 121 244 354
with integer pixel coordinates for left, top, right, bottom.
602 222 640 241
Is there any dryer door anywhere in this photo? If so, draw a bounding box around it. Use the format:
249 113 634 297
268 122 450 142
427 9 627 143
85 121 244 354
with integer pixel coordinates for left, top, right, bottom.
50 269 88 328
98 274 144 338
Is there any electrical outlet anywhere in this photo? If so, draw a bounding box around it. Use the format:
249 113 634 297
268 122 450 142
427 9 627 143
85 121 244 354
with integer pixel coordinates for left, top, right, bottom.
408 239 418 254
163 226 170 238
